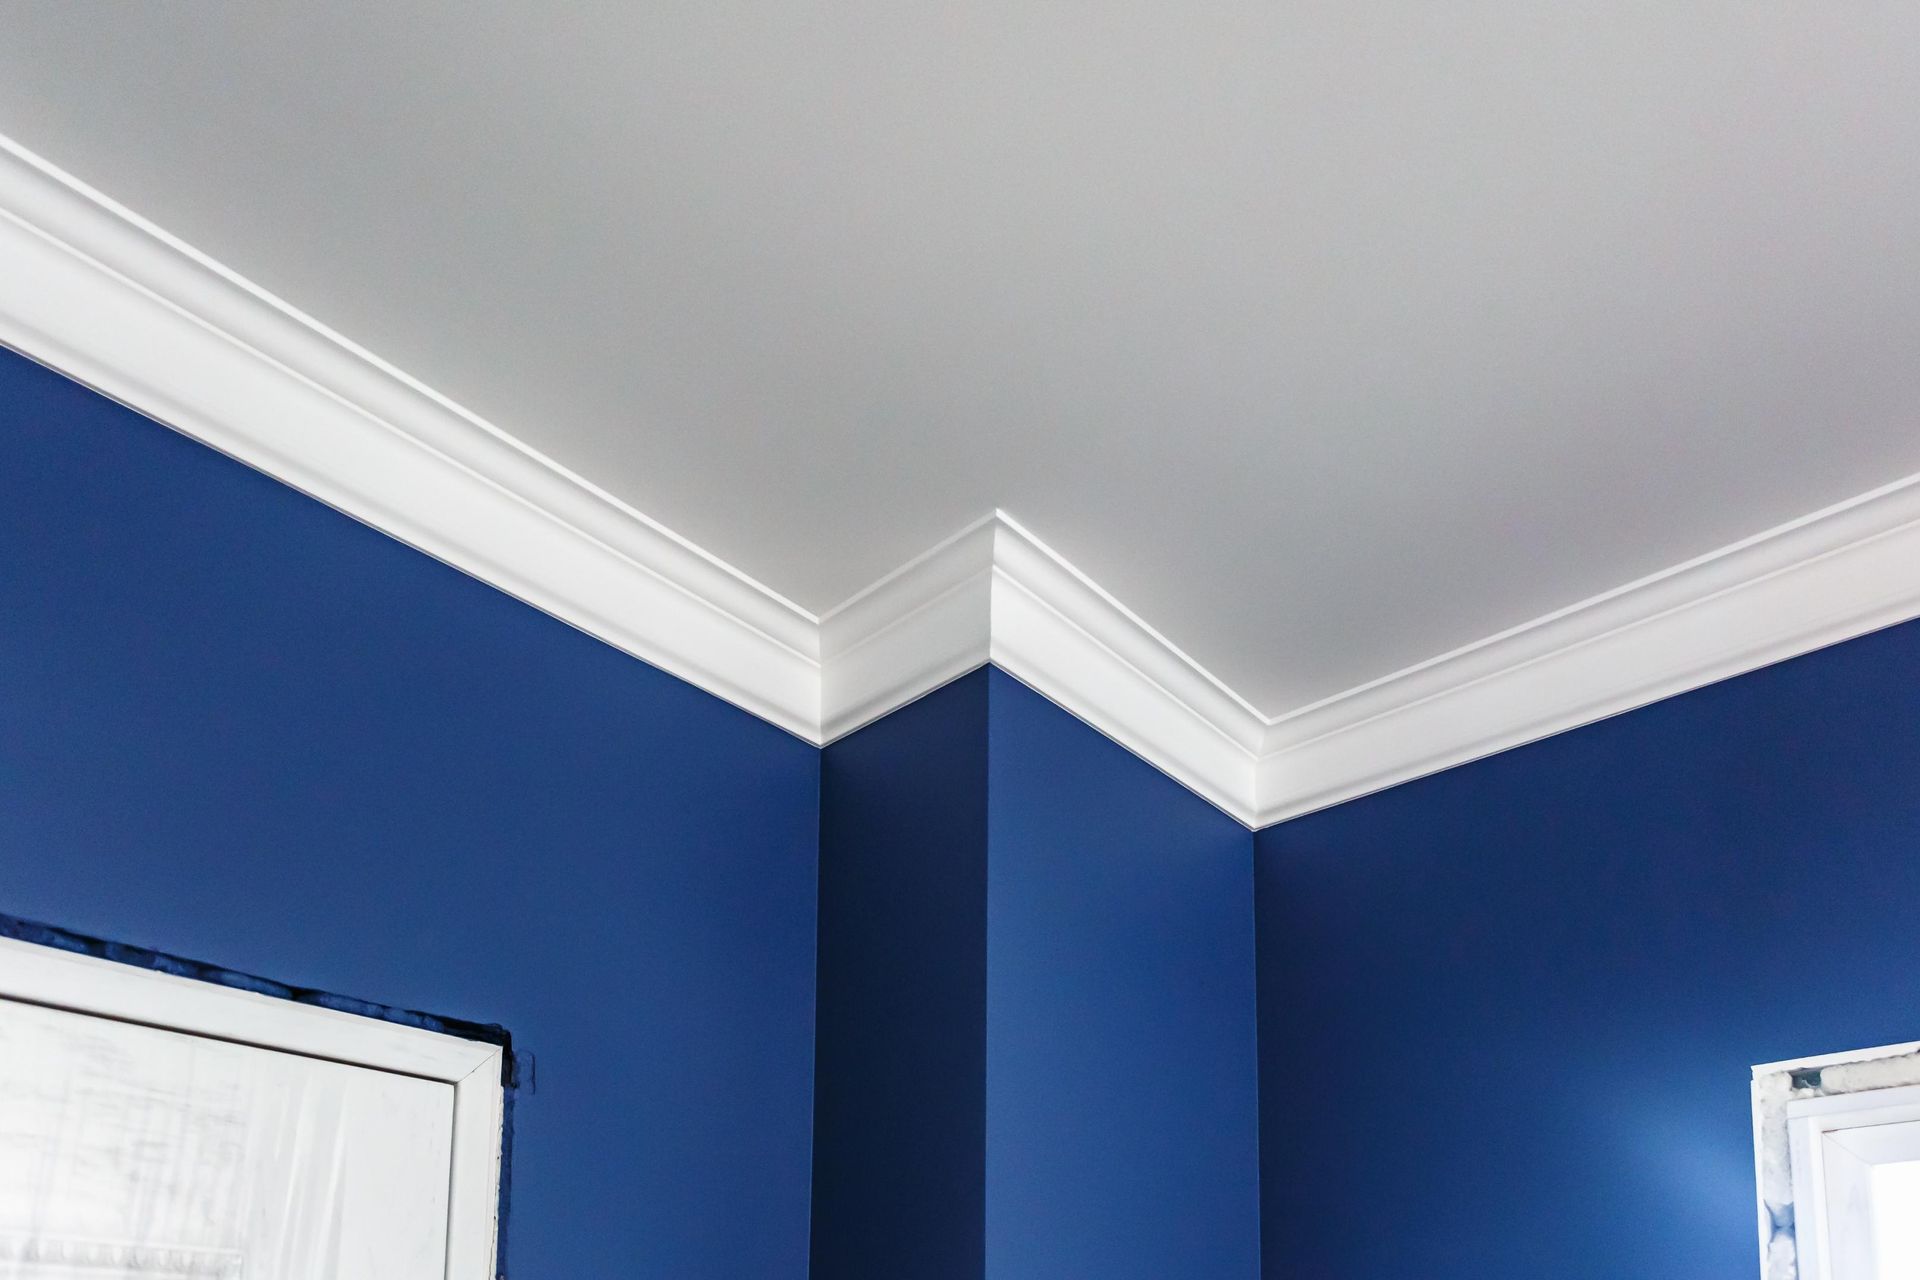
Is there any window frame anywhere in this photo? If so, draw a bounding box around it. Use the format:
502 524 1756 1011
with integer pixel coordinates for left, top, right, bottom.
0 933 505 1279
1753 1041 1920 1280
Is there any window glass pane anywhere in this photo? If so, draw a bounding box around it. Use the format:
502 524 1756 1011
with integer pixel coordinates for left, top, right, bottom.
0 995 453 1279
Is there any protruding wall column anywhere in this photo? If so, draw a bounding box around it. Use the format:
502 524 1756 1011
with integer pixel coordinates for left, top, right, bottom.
811 668 1260 1279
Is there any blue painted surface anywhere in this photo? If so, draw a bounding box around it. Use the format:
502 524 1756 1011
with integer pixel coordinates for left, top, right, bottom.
0 348 820 1278
988 670 1260 1279
810 671 1261 1279
1256 616 1920 1279
812 672 989 1279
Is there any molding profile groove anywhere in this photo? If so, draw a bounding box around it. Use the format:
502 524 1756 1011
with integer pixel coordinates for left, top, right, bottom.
6 132 1920 829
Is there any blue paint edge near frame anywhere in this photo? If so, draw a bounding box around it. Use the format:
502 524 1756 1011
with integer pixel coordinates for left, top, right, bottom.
0 911 525 1278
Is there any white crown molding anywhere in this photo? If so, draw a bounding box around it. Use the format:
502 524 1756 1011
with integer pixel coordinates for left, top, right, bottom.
1252 472 1920 825
6 132 1920 829
820 512 1266 821
986 514 1265 818
0 133 1252 811
0 136 823 740
818 514 998 743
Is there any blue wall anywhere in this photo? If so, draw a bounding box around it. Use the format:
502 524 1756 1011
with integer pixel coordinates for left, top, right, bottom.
1256 617 1920 1279
813 673 989 1278
989 670 1261 1279
810 670 1261 1279
0 348 821 1278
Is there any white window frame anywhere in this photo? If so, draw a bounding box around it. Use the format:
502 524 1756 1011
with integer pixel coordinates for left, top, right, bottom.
0 934 505 1279
1753 1041 1920 1280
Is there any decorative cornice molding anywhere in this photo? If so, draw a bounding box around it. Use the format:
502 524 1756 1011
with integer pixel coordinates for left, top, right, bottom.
819 513 1265 820
5 131 1919 829
0 136 823 740
818 514 997 742
1251 471 1920 825
986 515 1265 819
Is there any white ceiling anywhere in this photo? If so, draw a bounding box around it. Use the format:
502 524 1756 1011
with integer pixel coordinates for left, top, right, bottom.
1 3 1916 713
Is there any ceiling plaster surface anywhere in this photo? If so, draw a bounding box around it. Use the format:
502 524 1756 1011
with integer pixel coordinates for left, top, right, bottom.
0 3 1915 711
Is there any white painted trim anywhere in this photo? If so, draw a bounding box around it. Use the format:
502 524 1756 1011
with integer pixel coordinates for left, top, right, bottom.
818 514 998 743
1752 1045 1920 1280
825 479 1920 827
1253 473 1920 825
0 935 505 1279
446 1056 509 1280
6 127 1920 827
819 512 1265 822
1787 1087 1920 1280
0 134 822 741
1751 1041 1920 1280
987 514 1264 821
